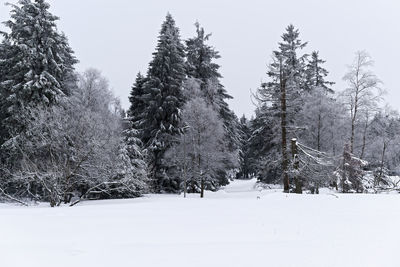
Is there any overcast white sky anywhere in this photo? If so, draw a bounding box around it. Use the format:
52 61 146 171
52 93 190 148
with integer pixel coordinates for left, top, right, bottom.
1 0 399 118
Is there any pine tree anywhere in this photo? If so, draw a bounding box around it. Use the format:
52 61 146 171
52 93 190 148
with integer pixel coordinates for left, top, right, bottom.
0 39 17 145
116 125 149 197
304 51 334 93
138 13 186 192
186 23 240 148
185 22 240 182
247 106 280 183
0 0 77 141
186 22 221 83
236 115 252 179
256 25 307 191
128 72 147 127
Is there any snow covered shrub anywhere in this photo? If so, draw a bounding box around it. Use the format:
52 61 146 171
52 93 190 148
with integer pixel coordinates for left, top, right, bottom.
0 69 149 206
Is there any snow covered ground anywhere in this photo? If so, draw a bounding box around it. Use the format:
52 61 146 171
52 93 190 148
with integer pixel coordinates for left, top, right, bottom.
1 179 400 267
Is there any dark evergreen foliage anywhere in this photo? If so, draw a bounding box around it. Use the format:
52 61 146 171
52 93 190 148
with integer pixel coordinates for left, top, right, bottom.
185 23 240 150
0 0 77 142
236 115 252 179
304 51 334 93
247 107 281 183
255 24 307 189
136 14 186 192
128 72 147 127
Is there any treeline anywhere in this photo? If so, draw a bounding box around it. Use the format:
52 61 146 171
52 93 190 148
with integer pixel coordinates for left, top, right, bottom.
128 16 240 195
0 0 240 205
243 26 400 193
0 0 149 206
1 1 399 206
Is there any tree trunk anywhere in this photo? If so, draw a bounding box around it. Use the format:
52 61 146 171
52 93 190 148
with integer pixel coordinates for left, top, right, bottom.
350 89 359 154
317 113 321 152
376 141 387 187
183 173 187 198
291 139 302 194
280 68 289 193
360 112 369 160
331 122 336 156
152 150 161 193
183 177 187 197
200 178 204 198
183 133 187 198
350 118 355 154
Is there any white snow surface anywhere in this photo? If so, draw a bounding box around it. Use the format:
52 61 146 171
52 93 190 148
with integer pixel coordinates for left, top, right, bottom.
1 179 400 267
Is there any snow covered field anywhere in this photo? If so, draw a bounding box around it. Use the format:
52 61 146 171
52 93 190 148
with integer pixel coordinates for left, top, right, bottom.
1 179 400 267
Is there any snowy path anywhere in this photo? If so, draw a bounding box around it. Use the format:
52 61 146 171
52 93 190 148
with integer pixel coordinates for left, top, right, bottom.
1 179 400 267
222 178 258 193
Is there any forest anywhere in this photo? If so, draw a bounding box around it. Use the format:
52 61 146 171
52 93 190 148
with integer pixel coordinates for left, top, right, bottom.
1 0 399 207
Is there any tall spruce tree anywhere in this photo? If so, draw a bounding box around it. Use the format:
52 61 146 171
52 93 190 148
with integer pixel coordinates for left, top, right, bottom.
304 51 334 93
0 0 77 202
0 0 77 142
256 25 307 192
186 22 221 83
137 14 186 192
185 22 240 182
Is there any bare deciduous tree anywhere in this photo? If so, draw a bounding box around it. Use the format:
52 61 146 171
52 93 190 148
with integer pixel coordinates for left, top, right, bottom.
342 51 383 154
166 97 227 198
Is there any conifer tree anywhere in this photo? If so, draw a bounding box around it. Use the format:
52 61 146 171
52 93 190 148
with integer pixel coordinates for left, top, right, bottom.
304 51 334 93
118 125 149 196
236 115 252 179
128 72 147 128
186 22 221 83
256 25 307 191
138 14 186 192
185 22 240 179
0 0 77 141
0 40 16 144
247 106 280 183
186 23 240 148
